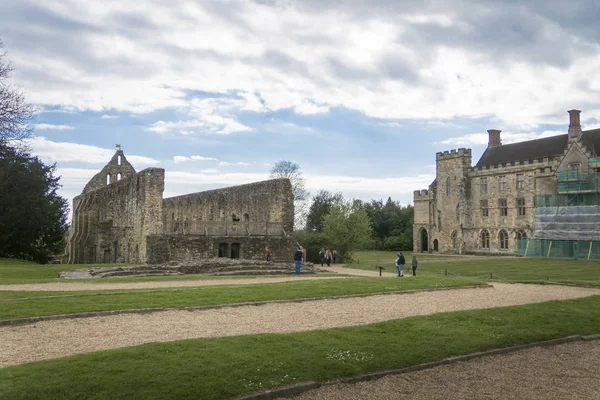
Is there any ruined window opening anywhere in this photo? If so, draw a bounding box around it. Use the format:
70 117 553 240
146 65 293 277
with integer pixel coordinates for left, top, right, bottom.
446 177 451 197
451 231 457 249
117 155 122 165
106 174 111 185
499 230 508 249
230 243 240 259
499 199 508 217
481 230 490 249
480 177 487 193
481 200 489 217
232 213 240 222
433 239 439 251
420 229 428 252
218 243 229 258
117 173 122 181
517 198 526 216
243 213 249 222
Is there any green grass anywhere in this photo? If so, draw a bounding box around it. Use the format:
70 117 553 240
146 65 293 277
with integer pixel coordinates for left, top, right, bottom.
0 276 483 320
1 296 599 400
348 251 600 285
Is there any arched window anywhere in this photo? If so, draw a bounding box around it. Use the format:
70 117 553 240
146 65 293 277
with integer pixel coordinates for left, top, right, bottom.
451 231 457 249
446 177 451 196
481 230 490 249
232 213 239 221
117 155 122 165
243 213 249 222
433 239 439 251
516 230 527 241
116 173 122 181
106 174 111 185
499 230 509 249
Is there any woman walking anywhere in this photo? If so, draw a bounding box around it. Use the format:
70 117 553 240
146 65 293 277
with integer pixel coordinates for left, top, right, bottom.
411 255 418 276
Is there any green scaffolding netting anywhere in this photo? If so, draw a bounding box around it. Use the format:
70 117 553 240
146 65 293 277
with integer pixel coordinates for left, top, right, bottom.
518 239 600 259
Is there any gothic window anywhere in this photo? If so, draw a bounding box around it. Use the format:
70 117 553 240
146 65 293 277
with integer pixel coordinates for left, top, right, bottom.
481 200 489 217
516 230 527 241
516 173 524 190
481 230 490 249
499 176 507 191
480 177 488 194
451 231 457 249
446 177 451 197
517 198 526 216
499 199 508 217
243 213 249 222
117 155 122 165
499 230 509 249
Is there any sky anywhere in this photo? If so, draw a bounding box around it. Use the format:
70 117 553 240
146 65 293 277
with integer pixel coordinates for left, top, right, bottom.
2 0 600 218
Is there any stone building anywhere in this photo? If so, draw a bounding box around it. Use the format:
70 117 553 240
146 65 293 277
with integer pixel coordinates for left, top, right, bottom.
67 150 296 264
413 109 600 255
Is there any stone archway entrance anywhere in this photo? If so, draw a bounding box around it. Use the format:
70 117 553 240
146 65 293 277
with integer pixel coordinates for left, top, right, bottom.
420 228 428 252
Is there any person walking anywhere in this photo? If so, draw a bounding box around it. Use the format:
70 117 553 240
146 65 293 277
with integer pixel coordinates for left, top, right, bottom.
411 255 418 276
319 248 325 267
332 250 337 264
326 249 332 266
294 246 304 274
265 247 272 263
396 252 406 277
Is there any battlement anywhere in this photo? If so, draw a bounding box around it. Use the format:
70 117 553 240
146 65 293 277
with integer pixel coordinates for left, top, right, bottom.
413 189 431 200
436 148 472 161
469 156 554 172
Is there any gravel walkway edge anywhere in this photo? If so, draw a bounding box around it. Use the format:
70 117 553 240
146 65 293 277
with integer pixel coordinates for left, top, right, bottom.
1 284 491 327
235 334 600 400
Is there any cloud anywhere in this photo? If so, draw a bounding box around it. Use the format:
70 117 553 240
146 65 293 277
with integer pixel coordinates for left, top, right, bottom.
173 155 218 163
34 123 74 130
436 130 567 146
218 161 251 166
294 100 330 115
100 114 118 119
26 137 160 165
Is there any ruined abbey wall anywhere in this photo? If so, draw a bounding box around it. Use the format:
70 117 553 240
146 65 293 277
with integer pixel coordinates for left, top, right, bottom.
68 168 165 264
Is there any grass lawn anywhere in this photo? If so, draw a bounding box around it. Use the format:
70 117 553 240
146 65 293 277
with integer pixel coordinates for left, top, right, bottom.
347 251 600 286
1 296 599 400
0 275 483 320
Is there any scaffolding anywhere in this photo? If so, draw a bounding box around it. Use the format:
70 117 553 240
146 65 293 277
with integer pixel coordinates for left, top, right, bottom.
523 157 600 259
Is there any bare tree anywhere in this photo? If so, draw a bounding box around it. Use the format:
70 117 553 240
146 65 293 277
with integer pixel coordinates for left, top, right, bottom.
0 39 35 142
269 160 310 229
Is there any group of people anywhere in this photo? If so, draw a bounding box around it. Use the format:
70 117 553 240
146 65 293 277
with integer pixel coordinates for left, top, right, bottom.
395 252 417 277
318 248 337 266
265 246 305 275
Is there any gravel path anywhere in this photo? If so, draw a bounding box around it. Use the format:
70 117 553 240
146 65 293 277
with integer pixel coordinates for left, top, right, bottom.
280 340 600 400
2 283 599 368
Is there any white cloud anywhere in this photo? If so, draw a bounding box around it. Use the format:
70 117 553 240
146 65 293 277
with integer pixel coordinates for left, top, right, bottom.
294 100 330 115
26 137 160 165
100 114 118 119
34 123 74 131
219 161 251 166
436 130 567 146
173 155 218 163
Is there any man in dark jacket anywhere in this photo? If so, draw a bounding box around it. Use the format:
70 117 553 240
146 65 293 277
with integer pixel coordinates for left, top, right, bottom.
396 252 406 277
294 246 304 274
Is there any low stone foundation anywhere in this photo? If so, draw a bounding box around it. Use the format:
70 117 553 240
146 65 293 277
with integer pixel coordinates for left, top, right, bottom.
59 258 315 279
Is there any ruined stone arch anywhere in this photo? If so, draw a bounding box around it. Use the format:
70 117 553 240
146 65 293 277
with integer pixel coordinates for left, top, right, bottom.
419 228 428 252
451 231 457 249
243 213 249 222
433 239 439 251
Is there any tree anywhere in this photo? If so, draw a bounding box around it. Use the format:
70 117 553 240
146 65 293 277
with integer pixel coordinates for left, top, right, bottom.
305 190 343 232
0 142 69 263
269 160 310 229
0 39 35 142
323 197 372 262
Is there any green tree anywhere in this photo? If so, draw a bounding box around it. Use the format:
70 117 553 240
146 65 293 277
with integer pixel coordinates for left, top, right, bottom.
0 139 69 263
323 197 372 262
305 190 343 232
269 160 310 229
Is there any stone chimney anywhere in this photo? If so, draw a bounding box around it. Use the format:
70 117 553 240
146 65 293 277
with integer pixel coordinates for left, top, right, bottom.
487 129 502 148
568 109 582 141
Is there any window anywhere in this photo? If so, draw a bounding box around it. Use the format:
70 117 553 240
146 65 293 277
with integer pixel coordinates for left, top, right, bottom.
499 176 507 191
481 230 490 249
517 230 527 241
451 231 457 249
568 162 581 171
106 174 111 185
499 230 509 249
480 177 488 194
117 155 122 165
116 173 122 181
173 221 179 233
517 198 526 216
499 199 508 217
516 173 524 190
243 213 249 222
446 177 451 197
183 219 190 233
481 200 489 217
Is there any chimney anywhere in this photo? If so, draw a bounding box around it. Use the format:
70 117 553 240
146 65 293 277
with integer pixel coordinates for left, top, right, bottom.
487 129 502 148
568 109 582 140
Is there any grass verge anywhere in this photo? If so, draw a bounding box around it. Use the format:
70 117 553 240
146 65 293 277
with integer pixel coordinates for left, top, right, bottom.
1 296 599 400
0 276 483 320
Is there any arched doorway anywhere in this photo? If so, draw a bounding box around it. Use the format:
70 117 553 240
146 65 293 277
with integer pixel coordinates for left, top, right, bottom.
420 228 428 252
433 239 439 251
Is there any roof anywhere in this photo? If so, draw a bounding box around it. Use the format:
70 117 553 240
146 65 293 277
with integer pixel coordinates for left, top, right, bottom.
474 128 600 168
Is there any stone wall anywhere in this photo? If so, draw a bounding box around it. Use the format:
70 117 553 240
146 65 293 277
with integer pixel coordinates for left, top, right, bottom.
146 234 297 264
68 168 165 264
82 150 136 194
162 178 294 235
